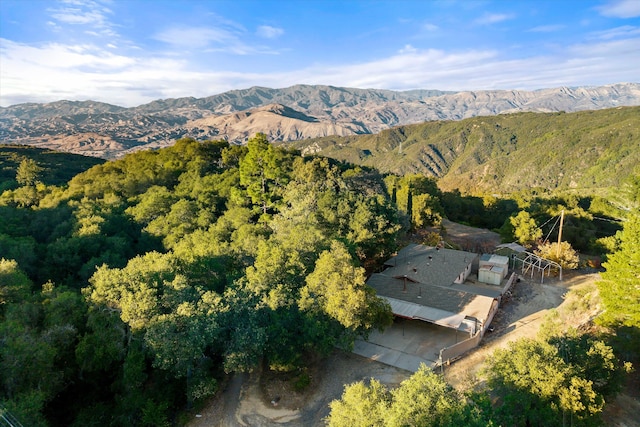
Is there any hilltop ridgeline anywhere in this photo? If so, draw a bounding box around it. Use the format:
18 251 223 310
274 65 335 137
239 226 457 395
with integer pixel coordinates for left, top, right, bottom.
1 83 638 158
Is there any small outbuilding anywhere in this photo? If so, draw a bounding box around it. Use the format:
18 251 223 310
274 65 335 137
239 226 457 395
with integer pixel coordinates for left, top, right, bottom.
478 254 509 285
494 242 527 256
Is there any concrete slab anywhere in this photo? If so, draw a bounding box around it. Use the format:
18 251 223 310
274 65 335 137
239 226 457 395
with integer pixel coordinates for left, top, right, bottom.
353 318 463 372
353 340 435 372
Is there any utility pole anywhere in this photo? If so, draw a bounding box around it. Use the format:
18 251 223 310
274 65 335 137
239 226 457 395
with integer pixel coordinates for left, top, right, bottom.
557 209 565 258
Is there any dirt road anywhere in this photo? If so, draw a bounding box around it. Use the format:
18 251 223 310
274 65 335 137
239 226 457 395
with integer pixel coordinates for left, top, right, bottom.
187 352 409 427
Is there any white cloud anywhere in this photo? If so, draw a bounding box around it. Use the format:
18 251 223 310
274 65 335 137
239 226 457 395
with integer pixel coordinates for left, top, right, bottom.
153 25 280 55
50 7 106 25
47 21 62 31
597 0 640 18
1 39 135 70
257 25 284 39
588 25 640 40
287 36 640 92
1 33 639 107
154 27 238 49
315 48 500 90
398 44 418 54
527 24 565 33
422 23 439 32
47 0 117 38
474 13 515 25
0 37 282 106
1 39 150 106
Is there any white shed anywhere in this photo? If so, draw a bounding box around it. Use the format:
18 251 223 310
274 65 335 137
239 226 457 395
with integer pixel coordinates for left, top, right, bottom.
478 266 504 285
479 254 509 279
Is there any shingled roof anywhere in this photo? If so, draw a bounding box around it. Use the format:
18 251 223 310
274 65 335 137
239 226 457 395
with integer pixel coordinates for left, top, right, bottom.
381 244 476 287
367 244 495 330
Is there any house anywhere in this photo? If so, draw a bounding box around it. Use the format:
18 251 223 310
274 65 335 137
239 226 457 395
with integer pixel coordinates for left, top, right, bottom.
367 244 498 337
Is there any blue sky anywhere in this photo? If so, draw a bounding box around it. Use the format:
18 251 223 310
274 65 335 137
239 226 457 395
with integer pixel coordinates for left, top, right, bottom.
1 0 639 107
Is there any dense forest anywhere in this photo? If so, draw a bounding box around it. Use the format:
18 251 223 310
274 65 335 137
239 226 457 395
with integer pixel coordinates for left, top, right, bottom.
0 130 638 426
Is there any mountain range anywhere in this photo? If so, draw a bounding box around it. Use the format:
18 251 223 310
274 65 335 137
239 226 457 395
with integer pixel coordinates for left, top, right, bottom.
1 83 639 159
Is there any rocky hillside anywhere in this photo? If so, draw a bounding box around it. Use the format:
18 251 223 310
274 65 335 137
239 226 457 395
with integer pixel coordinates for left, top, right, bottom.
1 83 638 158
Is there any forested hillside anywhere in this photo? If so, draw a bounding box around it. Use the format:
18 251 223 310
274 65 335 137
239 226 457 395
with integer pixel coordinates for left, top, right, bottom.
0 145 104 190
1 135 638 426
0 136 401 426
291 106 640 194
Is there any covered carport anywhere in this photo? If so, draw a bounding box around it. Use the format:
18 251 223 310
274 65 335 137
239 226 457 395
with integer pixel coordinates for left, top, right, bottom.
353 318 460 371
352 293 496 372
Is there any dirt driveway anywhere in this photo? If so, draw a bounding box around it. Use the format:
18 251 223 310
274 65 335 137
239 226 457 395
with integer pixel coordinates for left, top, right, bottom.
188 350 410 427
440 219 502 252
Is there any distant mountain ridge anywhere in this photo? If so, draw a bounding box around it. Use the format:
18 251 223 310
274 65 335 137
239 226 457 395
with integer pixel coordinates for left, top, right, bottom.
1 83 638 158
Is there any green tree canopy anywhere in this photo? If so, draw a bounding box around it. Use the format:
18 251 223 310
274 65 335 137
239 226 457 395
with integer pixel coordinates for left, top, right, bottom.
239 133 292 215
327 365 483 427
483 338 605 426
0 258 32 309
509 210 543 246
16 158 43 187
299 241 392 332
597 212 640 329
385 365 465 427
327 378 389 427
535 241 579 270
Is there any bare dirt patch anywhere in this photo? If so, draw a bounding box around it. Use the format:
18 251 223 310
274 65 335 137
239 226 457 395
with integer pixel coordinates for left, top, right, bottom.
603 388 640 427
187 351 410 427
440 219 502 252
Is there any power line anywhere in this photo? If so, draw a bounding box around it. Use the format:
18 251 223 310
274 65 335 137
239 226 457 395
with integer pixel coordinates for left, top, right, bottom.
0 408 24 427
542 214 561 244
538 215 558 230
